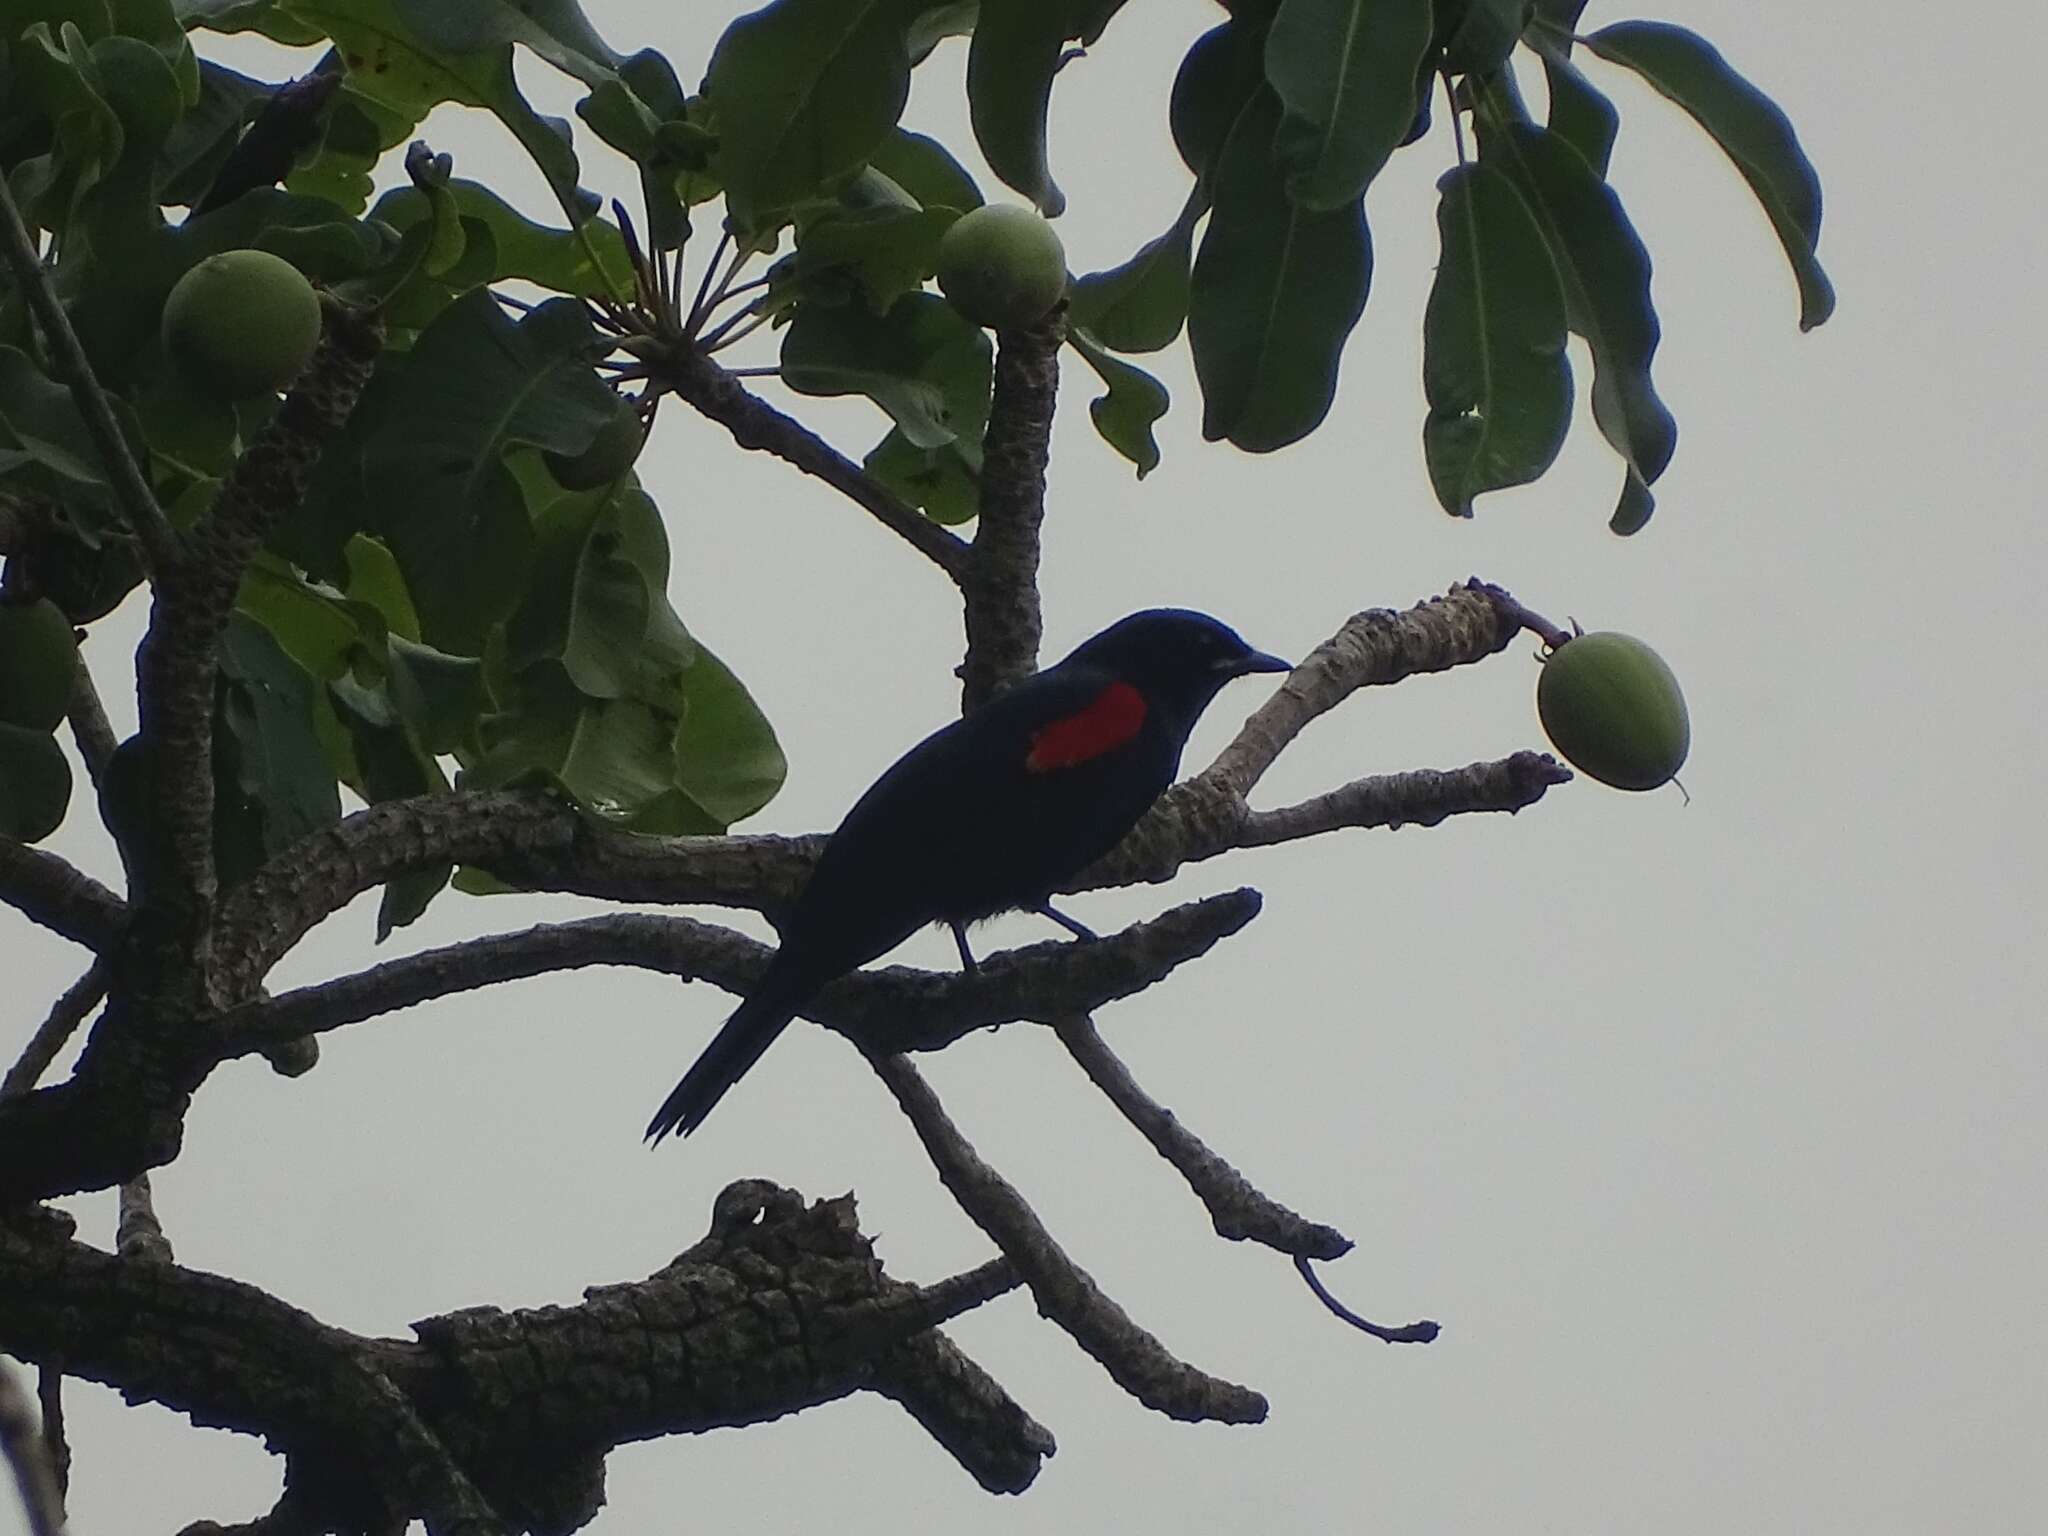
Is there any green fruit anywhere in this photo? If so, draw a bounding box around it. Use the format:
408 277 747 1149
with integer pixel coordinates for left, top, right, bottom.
162 249 322 399
544 403 645 490
0 598 79 731
936 204 1067 330
0 720 73 843
1537 631 1690 791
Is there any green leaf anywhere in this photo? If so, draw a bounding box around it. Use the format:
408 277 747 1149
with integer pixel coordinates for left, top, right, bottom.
1477 118 1676 526
504 491 653 699
1264 0 1432 209
371 178 632 296
342 532 420 640
1188 91 1372 452
668 642 786 828
0 346 150 531
867 127 984 212
358 292 612 652
703 0 918 228
782 292 992 450
235 554 384 679
1421 162 1571 516
1068 328 1167 478
796 203 959 314
966 0 1128 216
1584 20 1833 330
864 430 980 525
1067 192 1197 354
385 634 485 753
391 0 620 86
326 673 450 935
0 723 73 844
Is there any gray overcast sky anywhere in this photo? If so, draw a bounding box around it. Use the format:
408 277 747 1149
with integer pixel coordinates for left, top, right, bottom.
8 2 2045 1531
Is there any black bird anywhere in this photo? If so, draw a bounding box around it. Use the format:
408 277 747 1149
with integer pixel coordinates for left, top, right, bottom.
646 608 1289 1142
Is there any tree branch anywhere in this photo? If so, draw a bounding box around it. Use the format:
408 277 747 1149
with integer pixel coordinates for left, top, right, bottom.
219 893 1259 1067
0 1359 64 1536
959 307 1064 710
0 1185 1048 1530
127 298 382 928
1 958 107 1098
864 1049 1268 1426
1051 1014 1352 1260
0 840 124 950
660 347 969 580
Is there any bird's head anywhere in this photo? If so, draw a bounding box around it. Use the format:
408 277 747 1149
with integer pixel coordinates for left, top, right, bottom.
1063 609 1290 713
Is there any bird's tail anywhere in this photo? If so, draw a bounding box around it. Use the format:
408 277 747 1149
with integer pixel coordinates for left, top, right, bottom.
645 970 809 1144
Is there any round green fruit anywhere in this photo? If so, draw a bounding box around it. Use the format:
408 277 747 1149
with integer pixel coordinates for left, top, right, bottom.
544 403 645 490
936 204 1067 330
162 249 322 399
1537 631 1690 791
0 720 73 844
0 597 80 732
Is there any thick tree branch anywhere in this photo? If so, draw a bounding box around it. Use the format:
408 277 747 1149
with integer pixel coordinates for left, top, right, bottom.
960 308 1064 710
0 840 124 950
661 347 969 580
865 1049 1268 1426
0 1185 1046 1530
127 298 382 929
1051 1014 1351 1261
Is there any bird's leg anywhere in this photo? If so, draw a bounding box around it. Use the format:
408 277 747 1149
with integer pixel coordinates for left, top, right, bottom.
1031 901 1099 942
950 920 980 974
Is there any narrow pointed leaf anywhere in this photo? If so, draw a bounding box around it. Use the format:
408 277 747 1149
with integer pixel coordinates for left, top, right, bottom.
1585 21 1833 329
1264 0 1432 209
1422 163 1571 516
1067 192 1198 353
1532 39 1616 175
1479 120 1677 523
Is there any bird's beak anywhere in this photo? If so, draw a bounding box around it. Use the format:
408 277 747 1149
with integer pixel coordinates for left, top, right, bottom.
1222 649 1292 678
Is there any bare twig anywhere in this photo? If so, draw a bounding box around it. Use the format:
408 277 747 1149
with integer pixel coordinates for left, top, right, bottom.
32 1369 65 1505
0 1359 64 1536
864 1048 1268 1425
1295 1256 1440 1345
1 958 108 1098
64 654 119 786
1051 1014 1352 1260
0 172 179 570
662 347 969 579
960 306 1065 710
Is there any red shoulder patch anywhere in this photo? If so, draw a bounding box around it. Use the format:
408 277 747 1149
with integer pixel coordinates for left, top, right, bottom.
1026 682 1147 773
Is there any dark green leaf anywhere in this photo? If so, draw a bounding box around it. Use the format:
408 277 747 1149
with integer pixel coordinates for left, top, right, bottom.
703 0 917 227
393 0 620 86
1265 0 1432 208
1477 119 1676 521
1421 162 1570 516
1585 20 1833 329
1188 91 1372 452
1069 328 1167 477
1437 0 1527 76
215 611 341 882
966 0 1128 216
505 491 653 699
1170 20 1264 183
1067 192 1197 354
1531 36 1615 175
386 635 486 753
669 642 786 827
